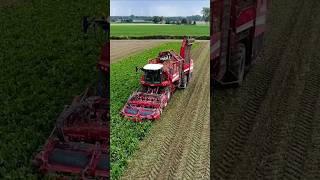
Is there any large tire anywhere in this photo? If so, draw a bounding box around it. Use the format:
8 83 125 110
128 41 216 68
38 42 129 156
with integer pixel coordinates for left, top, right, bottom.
188 72 192 83
164 87 171 107
166 87 171 101
237 44 246 86
181 75 187 89
230 43 246 86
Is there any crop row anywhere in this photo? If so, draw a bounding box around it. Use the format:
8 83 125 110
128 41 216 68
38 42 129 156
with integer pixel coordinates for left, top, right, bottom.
0 0 106 178
110 42 199 179
110 24 209 38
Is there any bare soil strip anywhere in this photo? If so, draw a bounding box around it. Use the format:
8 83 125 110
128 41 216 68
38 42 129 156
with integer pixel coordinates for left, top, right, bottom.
111 40 209 63
111 40 174 63
121 41 210 179
212 0 320 179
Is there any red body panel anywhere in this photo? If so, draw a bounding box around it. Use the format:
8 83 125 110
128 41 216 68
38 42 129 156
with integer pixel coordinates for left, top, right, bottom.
211 0 269 82
122 38 194 121
33 95 109 178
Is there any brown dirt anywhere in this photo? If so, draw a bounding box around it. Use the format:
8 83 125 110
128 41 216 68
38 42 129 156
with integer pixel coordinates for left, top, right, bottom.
111 40 170 63
212 0 320 179
121 41 210 179
111 40 209 63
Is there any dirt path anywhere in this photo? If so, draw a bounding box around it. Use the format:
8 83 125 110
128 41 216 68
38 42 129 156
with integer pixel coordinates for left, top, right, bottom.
212 0 320 179
111 40 172 63
111 40 209 63
121 41 210 179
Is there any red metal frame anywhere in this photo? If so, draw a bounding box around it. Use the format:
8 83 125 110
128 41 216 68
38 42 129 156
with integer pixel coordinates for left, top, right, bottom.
33 94 109 179
211 0 269 83
35 139 108 178
121 38 194 121
98 42 110 73
34 18 109 178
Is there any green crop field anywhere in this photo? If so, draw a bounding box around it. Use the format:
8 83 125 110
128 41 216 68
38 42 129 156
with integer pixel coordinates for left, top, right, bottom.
110 42 199 179
0 0 106 178
110 24 209 39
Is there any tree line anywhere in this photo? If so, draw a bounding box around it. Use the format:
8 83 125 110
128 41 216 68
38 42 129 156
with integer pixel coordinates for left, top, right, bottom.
111 7 210 24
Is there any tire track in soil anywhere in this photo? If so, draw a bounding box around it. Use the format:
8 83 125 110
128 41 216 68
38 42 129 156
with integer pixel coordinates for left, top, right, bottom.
282 54 320 180
303 95 320 180
302 15 320 178
121 41 210 179
211 0 304 166
256 2 320 179
122 43 205 179
211 0 307 179
233 1 320 179
212 0 320 179
281 16 320 179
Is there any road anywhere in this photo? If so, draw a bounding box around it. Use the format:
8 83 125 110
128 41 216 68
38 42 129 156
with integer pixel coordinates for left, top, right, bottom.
212 0 320 179
121 41 210 179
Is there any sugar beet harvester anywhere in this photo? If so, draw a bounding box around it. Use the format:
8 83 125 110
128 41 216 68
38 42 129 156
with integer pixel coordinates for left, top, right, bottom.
33 17 109 179
211 0 269 86
121 38 195 121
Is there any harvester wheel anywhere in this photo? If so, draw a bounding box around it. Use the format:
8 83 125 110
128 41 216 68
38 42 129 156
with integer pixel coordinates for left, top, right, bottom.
166 87 171 103
182 75 188 88
230 43 246 86
178 75 188 89
237 44 246 86
188 72 192 82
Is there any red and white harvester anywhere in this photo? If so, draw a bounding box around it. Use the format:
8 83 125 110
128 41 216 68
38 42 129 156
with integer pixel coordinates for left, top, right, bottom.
211 0 269 85
121 38 194 121
33 17 109 179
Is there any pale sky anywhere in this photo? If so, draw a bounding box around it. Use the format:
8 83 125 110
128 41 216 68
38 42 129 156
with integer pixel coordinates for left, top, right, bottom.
111 0 209 16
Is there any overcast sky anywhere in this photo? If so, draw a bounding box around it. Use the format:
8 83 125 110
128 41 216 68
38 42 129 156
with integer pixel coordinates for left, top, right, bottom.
111 0 209 16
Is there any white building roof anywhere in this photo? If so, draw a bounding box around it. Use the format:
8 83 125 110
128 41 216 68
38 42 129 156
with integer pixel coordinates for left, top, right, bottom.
143 64 163 70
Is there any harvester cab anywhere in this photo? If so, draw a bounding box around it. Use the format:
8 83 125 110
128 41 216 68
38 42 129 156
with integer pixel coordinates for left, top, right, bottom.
33 17 109 179
142 64 164 84
121 37 194 122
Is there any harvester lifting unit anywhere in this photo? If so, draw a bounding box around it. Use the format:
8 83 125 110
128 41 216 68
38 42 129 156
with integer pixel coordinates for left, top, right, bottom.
121 37 195 121
33 17 109 179
211 0 269 86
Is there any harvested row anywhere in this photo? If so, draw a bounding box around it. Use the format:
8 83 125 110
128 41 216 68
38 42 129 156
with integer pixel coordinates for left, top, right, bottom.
212 0 305 178
212 0 320 179
110 42 184 179
121 41 210 179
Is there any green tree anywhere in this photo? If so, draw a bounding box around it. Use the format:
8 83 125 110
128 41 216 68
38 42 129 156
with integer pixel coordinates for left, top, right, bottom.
152 16 161 24
181 18 188 24
201 7 210 22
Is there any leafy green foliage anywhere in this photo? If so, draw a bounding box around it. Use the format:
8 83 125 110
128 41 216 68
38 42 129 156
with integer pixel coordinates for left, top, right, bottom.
110 24 209 38
0 0 106 178
110 42 199 179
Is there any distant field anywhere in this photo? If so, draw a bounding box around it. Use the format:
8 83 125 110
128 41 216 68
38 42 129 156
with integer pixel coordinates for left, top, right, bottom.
110 24 209 39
